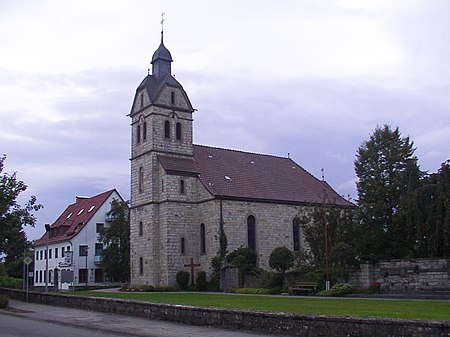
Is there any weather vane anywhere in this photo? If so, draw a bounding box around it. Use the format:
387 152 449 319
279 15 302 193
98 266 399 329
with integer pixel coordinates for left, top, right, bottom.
161 12 165 32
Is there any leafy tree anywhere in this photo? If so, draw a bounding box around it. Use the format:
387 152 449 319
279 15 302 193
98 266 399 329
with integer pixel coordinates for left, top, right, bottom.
99 199 130 283
269 246 294 285
0 155 42 277
300 206 357 282
226 246 257 287
402 160 450 257
354 125 421 259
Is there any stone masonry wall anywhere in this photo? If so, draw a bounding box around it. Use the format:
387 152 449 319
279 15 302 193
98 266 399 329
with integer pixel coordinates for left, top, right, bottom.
2 289 449 337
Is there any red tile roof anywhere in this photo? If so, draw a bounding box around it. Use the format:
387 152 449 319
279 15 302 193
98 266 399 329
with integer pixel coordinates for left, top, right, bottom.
160 145 353 207
35 189 119 247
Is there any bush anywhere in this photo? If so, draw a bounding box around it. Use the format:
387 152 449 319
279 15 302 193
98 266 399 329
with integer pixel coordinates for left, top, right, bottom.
176 270 190 290
317 283 356 297
0 276 22 289
232 287 272 294
196 271 207 291
0 295 8 308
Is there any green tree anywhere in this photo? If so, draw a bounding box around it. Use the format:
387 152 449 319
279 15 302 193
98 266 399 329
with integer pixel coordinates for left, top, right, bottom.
99 199 130 283
301 206 357 282
402 160 450 257
354 125 421 259
269 246 294 285
0 155 42 277
226 246 257 287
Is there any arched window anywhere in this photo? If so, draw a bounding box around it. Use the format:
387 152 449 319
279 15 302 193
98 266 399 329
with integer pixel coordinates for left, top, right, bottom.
143 122 147 141
181 237 185 255
176 122 182 140
180 179 185 194
247 215 256 251
139 221 143 237
293 217 301 251
200 223 206 254
139 257 143 275
164 120 170 139
139 167 144 193
136 124 141 144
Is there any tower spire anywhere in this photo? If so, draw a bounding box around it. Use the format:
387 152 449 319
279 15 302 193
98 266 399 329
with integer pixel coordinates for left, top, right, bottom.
151 12 172 76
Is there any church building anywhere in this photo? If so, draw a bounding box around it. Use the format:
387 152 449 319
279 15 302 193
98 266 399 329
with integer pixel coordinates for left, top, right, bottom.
129 31 353 286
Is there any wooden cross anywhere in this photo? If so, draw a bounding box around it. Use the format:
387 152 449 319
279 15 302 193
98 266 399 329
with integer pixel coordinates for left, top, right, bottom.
184 258 200 285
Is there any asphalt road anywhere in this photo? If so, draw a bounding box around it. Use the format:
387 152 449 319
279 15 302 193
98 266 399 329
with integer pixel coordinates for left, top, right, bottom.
1 300 271 337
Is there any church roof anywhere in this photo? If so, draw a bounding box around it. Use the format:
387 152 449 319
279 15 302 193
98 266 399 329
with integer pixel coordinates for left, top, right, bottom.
151 41 173 64
137 74 184 103
34 189 120 247
159 145 353 207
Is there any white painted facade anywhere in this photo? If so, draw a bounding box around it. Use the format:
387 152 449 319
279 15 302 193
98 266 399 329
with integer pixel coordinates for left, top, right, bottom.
34 190 122 290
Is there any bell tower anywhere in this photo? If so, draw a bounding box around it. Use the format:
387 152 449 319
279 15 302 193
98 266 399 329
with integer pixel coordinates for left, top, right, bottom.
129 27 195 285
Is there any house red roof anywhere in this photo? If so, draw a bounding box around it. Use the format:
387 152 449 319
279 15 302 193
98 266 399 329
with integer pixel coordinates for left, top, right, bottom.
35 189 119 247
160 145 353 207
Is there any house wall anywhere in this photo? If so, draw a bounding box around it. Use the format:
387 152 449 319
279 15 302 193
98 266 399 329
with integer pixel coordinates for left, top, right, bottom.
34 191 122 289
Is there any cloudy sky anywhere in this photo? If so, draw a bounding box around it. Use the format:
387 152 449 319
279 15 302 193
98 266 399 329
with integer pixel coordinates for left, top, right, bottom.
1 0 449 241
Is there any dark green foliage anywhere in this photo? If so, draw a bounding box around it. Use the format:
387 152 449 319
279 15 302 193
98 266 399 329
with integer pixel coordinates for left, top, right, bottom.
355 125 421 259
300 206 358 282
0 155 42 278
176 270 190 289
0 294 8 308
195 271 207 291
99 199 130 283
0 276 22 289
226 246 257 287
269 246 294 286
317 283 356 297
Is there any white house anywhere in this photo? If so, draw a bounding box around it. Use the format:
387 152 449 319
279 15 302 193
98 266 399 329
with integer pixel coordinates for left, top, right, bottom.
34 189 123 290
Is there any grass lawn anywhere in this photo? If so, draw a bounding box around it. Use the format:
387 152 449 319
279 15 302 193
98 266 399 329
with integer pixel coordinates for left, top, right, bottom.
75 291 450 322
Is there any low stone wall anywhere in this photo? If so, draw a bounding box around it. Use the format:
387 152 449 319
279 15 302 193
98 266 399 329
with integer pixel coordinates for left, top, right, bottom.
350 258 450 292
1 288 449 337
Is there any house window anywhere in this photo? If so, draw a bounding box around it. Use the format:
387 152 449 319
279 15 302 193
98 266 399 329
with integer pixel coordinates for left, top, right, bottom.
39 270 43 283
200 223 206 255
35 270 38 282
40 250 43 260
247 215 256 251
79 269 88 284
139 167 144 193
180 180 185 194
181 237 186 255
293 218 301 252
139 221 143 237
49 249 52 259
36 251 39 261
143 122 147 141
61 247 65 257
171 91 175 104
176 122 181 140
79 245 88 257
44 250 47 259
139 257 144 275
136 125 141 144
164 120 170 139
95 243 103 256
55 248 58 259
96 223 104 234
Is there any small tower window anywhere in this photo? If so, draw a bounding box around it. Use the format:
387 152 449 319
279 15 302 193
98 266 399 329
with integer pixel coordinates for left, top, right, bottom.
139 167 144 193
139 257 144 275
171 91 175 104
161 179 164 192
143 122 147 141
139 221 143 237
180 179 185 194
164 121 170 139
176 122 182 140
140 93 144 108
136 125 141 144
247 215 256 251
181 237 185 255
200 223 206 254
